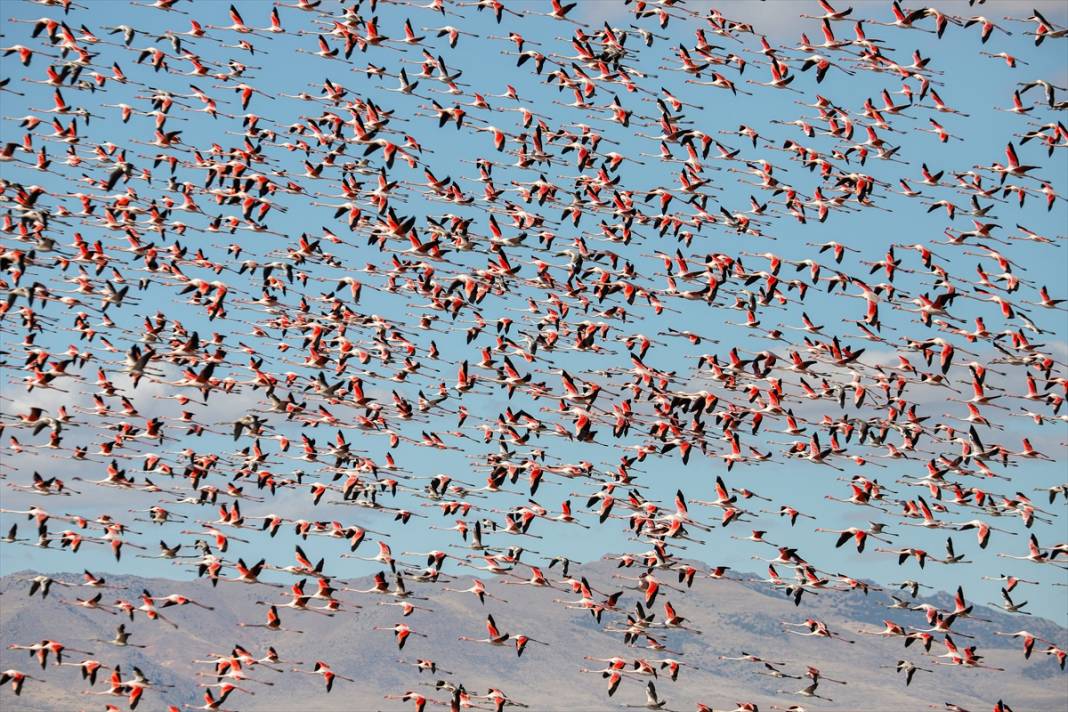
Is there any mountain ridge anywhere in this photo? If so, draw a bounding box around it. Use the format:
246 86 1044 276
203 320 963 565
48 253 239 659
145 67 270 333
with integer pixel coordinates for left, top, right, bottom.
1 559 1063 711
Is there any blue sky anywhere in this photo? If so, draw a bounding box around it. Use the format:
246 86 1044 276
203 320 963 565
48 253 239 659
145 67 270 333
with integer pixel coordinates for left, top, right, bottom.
1 0 1066 625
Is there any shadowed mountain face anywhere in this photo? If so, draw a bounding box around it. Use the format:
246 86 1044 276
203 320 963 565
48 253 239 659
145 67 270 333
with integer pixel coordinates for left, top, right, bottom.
1 560 1063 711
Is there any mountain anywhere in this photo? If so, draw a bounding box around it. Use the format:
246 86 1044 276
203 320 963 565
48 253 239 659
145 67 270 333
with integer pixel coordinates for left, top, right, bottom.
1 561 1064 711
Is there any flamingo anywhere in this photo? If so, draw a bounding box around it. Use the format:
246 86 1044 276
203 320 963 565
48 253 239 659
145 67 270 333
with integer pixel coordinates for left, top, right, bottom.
0 3 1063 711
